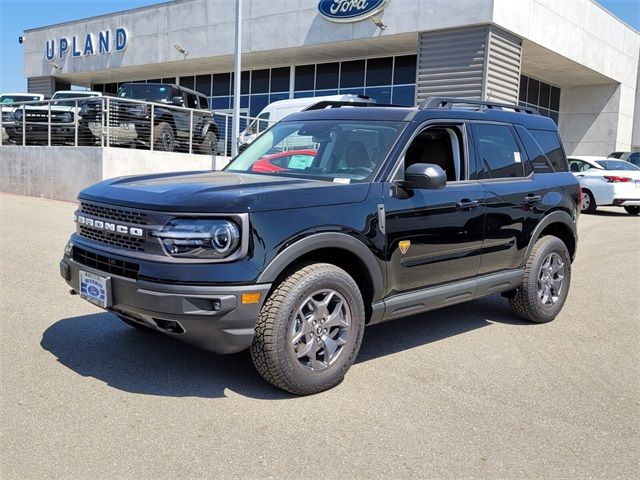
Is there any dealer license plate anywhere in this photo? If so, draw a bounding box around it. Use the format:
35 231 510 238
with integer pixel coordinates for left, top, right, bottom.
80 270 109 308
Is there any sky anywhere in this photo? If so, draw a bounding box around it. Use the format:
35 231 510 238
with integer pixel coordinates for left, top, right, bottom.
0 0 638 92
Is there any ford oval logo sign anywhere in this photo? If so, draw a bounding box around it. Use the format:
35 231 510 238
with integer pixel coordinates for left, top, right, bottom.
318 0 391 23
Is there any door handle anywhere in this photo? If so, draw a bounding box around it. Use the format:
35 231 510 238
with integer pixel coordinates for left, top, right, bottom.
456 199 480 210
577 174 585 178
524 194 542 204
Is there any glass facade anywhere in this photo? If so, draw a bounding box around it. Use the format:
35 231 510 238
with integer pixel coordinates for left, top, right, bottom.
93 54 417 115
519 75 561 125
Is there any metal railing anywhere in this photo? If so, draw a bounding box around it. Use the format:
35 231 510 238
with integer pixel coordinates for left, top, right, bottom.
0 96 272 157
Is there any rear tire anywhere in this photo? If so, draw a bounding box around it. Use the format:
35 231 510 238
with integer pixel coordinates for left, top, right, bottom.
624 206 639 215
199 130 218 155
509 235 571 324
153 122 175 152
581 189 597 214
250 263 365 395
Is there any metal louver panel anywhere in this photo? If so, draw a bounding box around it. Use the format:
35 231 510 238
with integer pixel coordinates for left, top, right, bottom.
27 77 55 97
484 27 522 104
417 25 522 105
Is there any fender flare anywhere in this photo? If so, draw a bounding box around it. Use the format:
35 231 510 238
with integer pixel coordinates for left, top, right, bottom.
523 210 577 265
256 232 385 302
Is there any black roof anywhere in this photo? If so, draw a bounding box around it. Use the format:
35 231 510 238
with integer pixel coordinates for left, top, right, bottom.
286 104 557 130
120 82 206 98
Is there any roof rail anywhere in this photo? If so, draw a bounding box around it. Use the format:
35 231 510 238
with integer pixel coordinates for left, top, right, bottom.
420 97 538 114
304 100 392 111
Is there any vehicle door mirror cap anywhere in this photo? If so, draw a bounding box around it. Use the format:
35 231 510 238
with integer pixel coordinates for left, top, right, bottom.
404 163 447 189
171 96 184 106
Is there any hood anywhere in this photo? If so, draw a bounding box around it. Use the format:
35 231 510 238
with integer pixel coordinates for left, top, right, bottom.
79 171 371 213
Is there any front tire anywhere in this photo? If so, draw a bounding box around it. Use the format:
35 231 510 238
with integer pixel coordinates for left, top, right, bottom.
509 235 571 324
624 206 639 215
581 189 597 214
250 263 365 395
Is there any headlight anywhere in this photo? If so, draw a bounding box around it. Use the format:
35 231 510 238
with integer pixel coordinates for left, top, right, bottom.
61 112 72 123
129 104 147 116
154 219 241 259
80 104 90 115
14 110 23 121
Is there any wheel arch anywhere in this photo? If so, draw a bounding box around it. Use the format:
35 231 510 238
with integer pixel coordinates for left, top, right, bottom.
524 211 577 264
257 233 384 323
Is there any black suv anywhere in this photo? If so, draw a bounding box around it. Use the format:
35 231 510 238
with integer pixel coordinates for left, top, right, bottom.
81 83 219 154
60 98 580 395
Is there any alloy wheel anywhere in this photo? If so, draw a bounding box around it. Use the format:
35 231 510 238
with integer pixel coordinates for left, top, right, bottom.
289 289 351 372
537 252 565 305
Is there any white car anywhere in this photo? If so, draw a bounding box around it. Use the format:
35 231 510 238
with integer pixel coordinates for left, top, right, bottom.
568 156 640 215
1 93 45 143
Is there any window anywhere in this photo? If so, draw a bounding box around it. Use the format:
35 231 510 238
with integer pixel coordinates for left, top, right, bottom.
227 120 405 182
530 129 567 172
476 124 524 179
366 57 393 86
393 55 417 85
568 160 590 172
403 126 465 182
519 75 561 125
251 69 269 94
195 75 212 96
295 65 315 91
316 62 339 90
340 60 365 88
271 67 290 92
212 73 230 96
185 93 198 109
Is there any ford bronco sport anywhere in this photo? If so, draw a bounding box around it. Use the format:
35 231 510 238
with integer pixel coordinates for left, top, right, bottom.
60 97 580 395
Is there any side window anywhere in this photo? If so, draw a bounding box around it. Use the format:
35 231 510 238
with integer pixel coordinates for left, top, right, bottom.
568 160 585 172
198 96 209 110
185 93 198 109
257 112 270 133
530 129 567 172
476 124 524 179
515 125 553 174
403 125 465 182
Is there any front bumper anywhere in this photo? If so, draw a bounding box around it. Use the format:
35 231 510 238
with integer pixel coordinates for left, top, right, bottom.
60 254 271 354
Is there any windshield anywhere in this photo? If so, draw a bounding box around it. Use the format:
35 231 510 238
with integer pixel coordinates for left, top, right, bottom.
0 95 40 104
117 84 172 102
226 120 405 182
594 160 640 171
52 92 98 106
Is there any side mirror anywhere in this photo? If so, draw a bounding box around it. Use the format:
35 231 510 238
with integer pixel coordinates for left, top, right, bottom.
171 96 184 106
404 163 447 189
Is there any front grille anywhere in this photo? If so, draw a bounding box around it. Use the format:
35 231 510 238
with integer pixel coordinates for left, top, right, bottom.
79 202 149 225
79 225 144 251
73 246 140 280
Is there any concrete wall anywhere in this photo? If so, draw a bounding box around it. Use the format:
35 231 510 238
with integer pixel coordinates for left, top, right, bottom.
0 146 218 201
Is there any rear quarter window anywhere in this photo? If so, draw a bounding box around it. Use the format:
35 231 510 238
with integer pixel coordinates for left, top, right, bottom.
530 129 567 172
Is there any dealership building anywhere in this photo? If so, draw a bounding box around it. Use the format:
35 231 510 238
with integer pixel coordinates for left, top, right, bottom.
20 0 640 155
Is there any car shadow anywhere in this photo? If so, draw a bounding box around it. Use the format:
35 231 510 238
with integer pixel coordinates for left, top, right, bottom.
41 296 527 399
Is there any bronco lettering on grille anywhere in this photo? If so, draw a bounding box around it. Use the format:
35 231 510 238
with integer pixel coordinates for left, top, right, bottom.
75 214 143 237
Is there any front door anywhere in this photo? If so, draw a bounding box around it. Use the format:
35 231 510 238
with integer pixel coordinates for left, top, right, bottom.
383 123 485 296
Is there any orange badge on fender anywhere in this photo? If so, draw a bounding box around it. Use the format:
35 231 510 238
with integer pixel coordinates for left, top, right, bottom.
399 240 411 254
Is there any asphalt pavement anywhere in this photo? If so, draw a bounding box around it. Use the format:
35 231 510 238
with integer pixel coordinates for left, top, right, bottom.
1 193 638 479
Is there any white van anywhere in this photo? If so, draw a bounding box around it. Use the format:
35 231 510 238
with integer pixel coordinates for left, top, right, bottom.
237 94 375 150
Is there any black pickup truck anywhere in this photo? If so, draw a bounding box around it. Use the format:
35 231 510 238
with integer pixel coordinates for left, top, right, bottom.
60 97 580 395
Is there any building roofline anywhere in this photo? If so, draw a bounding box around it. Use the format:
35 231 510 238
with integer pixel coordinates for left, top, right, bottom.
23 0 183 33
588 0 639 35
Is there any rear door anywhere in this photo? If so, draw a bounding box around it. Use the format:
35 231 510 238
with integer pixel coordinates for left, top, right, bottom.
471 122 550 274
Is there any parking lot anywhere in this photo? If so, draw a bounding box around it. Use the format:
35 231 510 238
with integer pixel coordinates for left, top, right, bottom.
0 192 638 479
